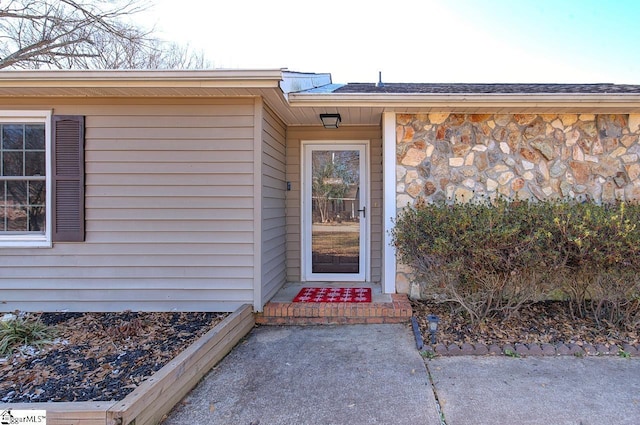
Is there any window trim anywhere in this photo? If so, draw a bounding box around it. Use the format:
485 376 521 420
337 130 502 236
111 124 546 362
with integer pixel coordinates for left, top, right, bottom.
0 110 52 248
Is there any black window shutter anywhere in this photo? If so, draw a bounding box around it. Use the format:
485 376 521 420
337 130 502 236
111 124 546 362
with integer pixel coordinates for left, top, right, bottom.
52 115 85 242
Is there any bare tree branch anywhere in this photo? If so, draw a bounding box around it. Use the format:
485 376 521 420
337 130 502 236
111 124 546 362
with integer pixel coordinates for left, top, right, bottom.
0 0 211 69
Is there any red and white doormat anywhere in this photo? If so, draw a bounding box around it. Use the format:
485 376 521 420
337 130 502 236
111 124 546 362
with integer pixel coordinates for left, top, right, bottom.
292 287 372 303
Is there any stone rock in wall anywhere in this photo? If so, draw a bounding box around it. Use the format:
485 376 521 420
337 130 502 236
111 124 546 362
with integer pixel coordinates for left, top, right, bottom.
614 172 627 188
401 148 427 166
447 114 466 126
621 134 638 148
514 114 537 126
549 160 567 178
397 114 413 125
494 114 511 127
569 161 592 184
412 139 426 150
405 169 419 182
511 178 525 192
486 178 498 191
611 146 627 157
506 123 522 150
397 194 414 208
602 137 618 153
458 124 475 145
602 180 616 204
551 119 564 130
577 135 594 152
406 182 424 198
498 171 515 186
566 129 580 146
530 139 556 160
452 143 471 157
475 152 489 171
629 115 640 133
424 181 437 196
431 153 449 177
436 141 451 154
469 114 493 123
590 182 603 202
417 163 431 178
523 119 546 141
487 149 502 166
429 113 450 124
492 126 508 143
573 146 585 161
396 165 407 181
560 114 579 127
449 157 464 167
538 160 550 181
579 114 595 121
596 114 625 139
560 180 573 197
454 187 474 203
625 163 640 181
465 153 475 166
519 148 538 162
593 157 620 178
577 120 598 138
625 185 640 202
436 125 448 140
432 191 446 203
401 125 415 143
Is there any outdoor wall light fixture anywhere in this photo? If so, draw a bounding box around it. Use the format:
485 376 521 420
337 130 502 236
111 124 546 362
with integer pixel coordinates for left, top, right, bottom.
320 113 341 129
426 314 440 345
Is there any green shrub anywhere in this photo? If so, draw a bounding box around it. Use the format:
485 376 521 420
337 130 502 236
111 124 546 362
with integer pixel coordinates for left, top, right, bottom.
0 314 57 355
392 198 640 327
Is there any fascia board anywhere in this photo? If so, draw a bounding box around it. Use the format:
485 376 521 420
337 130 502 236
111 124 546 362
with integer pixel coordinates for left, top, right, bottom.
288 93 640 108
0 69 286 89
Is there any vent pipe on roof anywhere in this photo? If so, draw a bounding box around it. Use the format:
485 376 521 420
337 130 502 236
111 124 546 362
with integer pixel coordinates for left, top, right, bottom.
375 71 384 88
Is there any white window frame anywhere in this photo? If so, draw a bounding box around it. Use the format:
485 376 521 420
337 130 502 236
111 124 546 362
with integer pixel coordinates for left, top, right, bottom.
0 110 52 248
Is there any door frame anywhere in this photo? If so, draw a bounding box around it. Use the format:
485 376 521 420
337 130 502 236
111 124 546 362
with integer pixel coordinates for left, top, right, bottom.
300 140 370 282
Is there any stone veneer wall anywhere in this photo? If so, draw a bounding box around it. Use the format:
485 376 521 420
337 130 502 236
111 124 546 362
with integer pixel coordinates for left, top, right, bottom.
395 112 640 295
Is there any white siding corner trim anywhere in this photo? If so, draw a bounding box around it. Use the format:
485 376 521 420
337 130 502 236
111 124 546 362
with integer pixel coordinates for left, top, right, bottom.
253 98 263 312
382 112 396 294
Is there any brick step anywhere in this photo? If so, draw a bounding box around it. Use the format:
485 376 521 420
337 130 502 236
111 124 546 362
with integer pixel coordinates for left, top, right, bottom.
255 294 413 325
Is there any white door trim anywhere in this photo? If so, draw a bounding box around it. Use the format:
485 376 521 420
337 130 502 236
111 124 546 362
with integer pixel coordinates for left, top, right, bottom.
301 140 370 282
382 112 397 294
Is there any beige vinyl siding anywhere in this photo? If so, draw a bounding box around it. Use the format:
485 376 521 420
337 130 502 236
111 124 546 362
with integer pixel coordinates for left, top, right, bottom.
285 126 383 282
261 105 287 306
0 98 256 312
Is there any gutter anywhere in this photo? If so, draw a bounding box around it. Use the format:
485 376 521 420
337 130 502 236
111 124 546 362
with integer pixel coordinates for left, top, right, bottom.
287 92 640 108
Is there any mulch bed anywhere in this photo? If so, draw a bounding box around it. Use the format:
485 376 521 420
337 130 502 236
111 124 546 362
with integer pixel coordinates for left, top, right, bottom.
0 312 228 403
412 300 640 356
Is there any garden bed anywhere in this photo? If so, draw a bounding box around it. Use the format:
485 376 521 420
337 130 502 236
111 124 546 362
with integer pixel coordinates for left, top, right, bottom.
0 305 255 425
413 299 640 356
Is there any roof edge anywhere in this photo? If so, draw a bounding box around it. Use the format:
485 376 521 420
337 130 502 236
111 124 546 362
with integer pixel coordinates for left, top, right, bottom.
0 68 287 88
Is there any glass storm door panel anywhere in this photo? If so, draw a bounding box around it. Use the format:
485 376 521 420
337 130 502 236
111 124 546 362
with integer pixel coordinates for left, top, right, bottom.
303 144 367 281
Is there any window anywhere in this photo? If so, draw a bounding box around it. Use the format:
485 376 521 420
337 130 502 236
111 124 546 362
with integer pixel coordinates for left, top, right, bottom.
0 112 85 246
0 111 52 247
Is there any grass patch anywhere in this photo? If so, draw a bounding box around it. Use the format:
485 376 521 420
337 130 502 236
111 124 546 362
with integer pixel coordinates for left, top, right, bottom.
0 314 57 355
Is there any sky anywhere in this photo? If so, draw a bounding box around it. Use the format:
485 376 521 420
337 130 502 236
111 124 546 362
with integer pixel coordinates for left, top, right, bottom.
136 0 640 84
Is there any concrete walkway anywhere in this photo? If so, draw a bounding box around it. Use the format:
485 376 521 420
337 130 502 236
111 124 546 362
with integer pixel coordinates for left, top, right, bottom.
429 356 640 425
163 324 640 425
163 324 441 425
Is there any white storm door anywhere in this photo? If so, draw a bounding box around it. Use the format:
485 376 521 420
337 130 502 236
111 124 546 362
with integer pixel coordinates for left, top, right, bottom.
302 143 368 281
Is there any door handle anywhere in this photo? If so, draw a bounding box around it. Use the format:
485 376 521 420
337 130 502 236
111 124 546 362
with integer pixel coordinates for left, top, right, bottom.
358 206 366 218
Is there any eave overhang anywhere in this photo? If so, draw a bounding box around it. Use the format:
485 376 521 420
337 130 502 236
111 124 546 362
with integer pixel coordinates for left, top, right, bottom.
287 92 640 114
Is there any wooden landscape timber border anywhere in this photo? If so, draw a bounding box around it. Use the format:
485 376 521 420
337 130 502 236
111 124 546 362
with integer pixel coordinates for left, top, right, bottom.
5 304 255 425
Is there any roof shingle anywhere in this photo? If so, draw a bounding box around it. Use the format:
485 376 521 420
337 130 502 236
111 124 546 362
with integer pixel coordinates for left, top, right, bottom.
333 83 640 94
